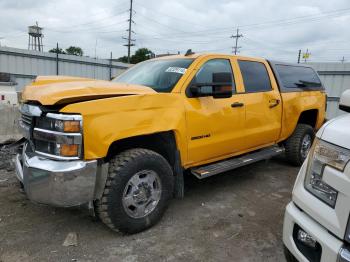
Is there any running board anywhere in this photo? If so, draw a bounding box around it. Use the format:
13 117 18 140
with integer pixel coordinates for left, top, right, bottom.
191 146 284 179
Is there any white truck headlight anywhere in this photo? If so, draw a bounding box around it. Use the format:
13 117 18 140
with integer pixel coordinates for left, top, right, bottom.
304 138 350 207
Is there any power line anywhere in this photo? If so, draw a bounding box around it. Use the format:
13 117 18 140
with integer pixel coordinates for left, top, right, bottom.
126 7 350 41
48 9 129 33
133 3 207 29
135 12 191 34
47 1 130 30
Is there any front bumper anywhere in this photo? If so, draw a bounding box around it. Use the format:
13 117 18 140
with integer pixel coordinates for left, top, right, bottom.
15 143 98 207
283 201 349 262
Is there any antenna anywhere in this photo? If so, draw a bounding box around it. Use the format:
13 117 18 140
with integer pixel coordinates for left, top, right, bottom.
28 22 44 52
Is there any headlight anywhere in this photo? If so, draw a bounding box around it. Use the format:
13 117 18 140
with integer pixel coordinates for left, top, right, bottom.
36 114 81 133
33 113 83 159
304 138 350 208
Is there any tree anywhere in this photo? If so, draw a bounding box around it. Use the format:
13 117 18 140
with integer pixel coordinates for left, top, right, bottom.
49 47 66 54
65 46 83 56
117 48 154 64
130 48 154 64
117 56 128 63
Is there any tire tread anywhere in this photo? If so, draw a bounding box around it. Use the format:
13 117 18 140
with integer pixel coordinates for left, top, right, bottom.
95 148 173 233
285 124 314 166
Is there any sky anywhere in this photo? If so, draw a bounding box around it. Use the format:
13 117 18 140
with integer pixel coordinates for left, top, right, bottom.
0 0 350 63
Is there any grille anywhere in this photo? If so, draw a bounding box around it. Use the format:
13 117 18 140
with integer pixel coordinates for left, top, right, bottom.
21 113 33 128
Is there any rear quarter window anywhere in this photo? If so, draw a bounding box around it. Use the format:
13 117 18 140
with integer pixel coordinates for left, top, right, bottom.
275 64 323 91
238 60 272 93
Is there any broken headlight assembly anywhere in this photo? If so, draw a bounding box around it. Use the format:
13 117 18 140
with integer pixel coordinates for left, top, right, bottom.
33 113 83 159
304 138 350 208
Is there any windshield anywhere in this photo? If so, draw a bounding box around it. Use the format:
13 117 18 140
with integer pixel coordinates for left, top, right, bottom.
113 58 194 92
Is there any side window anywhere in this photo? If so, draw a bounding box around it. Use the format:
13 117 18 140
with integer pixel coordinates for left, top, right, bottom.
275 64 322 89
238 60 272 92
195 59 235 94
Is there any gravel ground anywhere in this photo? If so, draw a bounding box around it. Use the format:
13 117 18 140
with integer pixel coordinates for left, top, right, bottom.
0 147 297 262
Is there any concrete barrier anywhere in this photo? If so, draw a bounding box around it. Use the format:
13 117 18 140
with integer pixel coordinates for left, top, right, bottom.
0 104 21 143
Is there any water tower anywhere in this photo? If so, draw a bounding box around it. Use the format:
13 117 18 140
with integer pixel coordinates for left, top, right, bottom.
28 22 44 52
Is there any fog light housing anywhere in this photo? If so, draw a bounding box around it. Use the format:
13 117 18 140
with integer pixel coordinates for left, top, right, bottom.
297 228 317 249
293 224 322 262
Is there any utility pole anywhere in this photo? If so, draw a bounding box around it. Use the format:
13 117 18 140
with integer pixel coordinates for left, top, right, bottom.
56 42 59 75
230 28 243 55
123 0 135 63
297 49 301 63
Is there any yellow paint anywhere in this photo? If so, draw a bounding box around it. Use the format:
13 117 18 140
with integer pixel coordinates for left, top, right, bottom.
22 76 155 105
22 54 326 168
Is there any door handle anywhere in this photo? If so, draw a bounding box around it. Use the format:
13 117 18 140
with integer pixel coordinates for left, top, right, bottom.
269 99 280 108
231 102 244 108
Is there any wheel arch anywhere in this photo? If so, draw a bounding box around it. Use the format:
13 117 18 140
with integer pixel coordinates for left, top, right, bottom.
105 131 179 168
297 109 319 128
105 130 185 199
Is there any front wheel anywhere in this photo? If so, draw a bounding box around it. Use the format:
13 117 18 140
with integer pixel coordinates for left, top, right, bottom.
284 124 314 166
95 148 174 234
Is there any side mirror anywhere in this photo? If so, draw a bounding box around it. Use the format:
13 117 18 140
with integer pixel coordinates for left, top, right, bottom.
339 89 350 112
190 72 233 99
212 72 233 99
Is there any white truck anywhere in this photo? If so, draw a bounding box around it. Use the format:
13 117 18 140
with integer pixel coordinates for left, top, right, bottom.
283 89 350 262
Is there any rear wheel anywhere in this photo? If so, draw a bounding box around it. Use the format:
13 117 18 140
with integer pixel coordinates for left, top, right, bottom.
95 148 174 234
284 124 314 166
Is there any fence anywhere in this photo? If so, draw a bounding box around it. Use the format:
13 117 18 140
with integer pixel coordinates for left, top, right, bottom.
309 62 350 119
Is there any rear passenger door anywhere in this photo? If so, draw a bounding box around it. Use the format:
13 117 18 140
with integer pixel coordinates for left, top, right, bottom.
237 59 282 149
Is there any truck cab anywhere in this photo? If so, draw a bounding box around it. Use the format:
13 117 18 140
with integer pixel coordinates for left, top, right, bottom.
15 53 326 233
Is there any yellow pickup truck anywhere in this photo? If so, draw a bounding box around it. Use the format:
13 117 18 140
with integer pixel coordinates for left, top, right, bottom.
15 52 326 233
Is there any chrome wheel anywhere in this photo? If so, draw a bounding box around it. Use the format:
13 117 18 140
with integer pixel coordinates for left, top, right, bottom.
300 134 312 159
122 170 162 219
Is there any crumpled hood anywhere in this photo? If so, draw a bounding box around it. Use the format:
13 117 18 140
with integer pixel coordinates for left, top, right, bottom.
22 76 156 105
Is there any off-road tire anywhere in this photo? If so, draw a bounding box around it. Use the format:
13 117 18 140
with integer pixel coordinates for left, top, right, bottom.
284 124 314 166
95 148 174 234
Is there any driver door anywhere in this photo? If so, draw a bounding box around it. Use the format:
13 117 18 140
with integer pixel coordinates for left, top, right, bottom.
184 57 246 166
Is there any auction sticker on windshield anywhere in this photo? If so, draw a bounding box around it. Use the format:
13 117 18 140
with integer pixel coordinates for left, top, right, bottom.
165 67 187 74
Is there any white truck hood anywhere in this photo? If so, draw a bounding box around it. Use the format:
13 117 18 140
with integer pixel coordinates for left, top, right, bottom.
317 113 350 149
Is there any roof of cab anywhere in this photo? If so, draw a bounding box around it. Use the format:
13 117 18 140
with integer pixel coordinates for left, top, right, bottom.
152 52 266 61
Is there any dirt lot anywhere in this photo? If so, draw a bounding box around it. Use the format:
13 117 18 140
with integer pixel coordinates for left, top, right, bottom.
0 148 298 262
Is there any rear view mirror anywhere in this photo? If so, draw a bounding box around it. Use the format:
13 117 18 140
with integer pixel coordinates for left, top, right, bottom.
190 72 233 99
339 89 350 112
